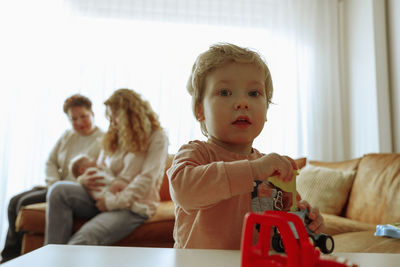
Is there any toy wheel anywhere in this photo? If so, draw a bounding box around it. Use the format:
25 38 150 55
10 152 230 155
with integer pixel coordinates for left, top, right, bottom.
316 234 334 254
272 234 285 253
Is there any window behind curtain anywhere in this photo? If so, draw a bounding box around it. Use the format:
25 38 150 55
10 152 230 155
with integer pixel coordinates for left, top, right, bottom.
1 0 343 246
0 0 303 244
61 17 302 155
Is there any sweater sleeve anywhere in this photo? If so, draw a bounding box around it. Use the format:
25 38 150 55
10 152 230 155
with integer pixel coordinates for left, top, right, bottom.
167 142 254 213
45 131 67 187
105 130 169 211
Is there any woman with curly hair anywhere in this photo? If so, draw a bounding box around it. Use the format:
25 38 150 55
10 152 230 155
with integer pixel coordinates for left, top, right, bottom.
44 89 169 245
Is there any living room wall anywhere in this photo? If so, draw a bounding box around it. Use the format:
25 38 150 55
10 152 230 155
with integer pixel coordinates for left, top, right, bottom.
340 0 399 158
387 0 400 153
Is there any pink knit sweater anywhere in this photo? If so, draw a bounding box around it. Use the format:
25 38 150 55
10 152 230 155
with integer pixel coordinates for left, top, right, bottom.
167 140 264 250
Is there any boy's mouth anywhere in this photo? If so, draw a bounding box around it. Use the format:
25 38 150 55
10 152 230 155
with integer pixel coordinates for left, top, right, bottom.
232 116 251 125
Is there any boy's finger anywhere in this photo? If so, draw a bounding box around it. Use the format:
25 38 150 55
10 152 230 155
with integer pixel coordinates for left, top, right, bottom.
284 156 298 170
297 200 310 210
309 215 324 233
309 206 320 220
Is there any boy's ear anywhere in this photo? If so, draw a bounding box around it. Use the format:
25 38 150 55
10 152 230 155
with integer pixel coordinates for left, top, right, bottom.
78 166 85 175
195 103 205 121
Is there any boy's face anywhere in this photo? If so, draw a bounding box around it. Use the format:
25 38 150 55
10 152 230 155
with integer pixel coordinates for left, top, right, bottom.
198 61 267 154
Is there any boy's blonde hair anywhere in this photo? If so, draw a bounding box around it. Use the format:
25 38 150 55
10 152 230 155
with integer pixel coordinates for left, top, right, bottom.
103 88 162 154
187 43 273 136
69 155 91 178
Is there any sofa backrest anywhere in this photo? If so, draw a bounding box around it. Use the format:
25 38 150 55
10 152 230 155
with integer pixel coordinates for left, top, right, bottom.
308 158 361 172
345 153 400 224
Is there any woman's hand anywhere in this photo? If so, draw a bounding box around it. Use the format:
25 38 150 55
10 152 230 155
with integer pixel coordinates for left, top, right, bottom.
95 196 108 212
298 200 325 233
80 170 106 192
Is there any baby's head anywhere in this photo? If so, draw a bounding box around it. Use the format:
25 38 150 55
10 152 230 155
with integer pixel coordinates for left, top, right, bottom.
187 43 273 137
70 155 96 178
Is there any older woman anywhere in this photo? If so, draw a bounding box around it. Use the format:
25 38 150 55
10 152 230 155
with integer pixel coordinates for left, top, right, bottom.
0 94 104 263
45 88 169 245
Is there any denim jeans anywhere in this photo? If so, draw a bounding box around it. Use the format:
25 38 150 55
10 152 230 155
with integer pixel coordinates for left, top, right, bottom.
45 181 148 245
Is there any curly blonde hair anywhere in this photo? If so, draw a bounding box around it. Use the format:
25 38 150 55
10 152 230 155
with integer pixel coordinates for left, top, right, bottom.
187 43 273 136
102 89 161 154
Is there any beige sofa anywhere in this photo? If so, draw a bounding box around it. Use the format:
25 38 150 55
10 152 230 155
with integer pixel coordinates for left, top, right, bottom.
16 153 400 254
301 153 400 253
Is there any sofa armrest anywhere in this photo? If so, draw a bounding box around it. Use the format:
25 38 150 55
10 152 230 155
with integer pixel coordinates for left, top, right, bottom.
16 202 47 233
321 213 376 236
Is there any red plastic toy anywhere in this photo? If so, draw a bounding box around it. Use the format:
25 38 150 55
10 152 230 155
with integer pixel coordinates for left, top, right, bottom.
241 211 357 267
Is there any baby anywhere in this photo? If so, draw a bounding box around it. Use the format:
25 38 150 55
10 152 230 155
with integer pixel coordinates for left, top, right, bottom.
70 155 128 199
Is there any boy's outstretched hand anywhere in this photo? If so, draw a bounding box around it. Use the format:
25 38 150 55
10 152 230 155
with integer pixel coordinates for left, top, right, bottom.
250 153 298 182
298 200 325 233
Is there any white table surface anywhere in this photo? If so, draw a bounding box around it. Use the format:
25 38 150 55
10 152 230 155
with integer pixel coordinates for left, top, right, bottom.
3 245 400 267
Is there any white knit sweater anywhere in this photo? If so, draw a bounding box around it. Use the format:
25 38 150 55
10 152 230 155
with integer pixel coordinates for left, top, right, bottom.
45 127 104 186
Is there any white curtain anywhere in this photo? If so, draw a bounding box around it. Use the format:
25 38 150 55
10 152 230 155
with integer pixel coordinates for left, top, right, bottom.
0 0 344 246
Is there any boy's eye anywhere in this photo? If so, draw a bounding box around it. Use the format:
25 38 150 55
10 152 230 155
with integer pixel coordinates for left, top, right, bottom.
218 89 232 96
249 90 261 97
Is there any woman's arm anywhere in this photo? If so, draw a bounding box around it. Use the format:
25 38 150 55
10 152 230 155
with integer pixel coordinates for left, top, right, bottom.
104 130 169 211
77 167 107 196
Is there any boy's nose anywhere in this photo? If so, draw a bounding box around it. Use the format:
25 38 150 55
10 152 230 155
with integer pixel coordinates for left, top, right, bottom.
235 99 249 110
235 104 248 110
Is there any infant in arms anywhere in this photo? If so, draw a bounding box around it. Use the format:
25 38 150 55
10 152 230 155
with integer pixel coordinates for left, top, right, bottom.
70 155 128 199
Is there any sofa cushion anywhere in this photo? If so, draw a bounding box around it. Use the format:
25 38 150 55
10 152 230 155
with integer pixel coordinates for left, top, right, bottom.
321 213 376 236
333 231 400 253
16 201 175 234
296 164 356 215
346 153 400 224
